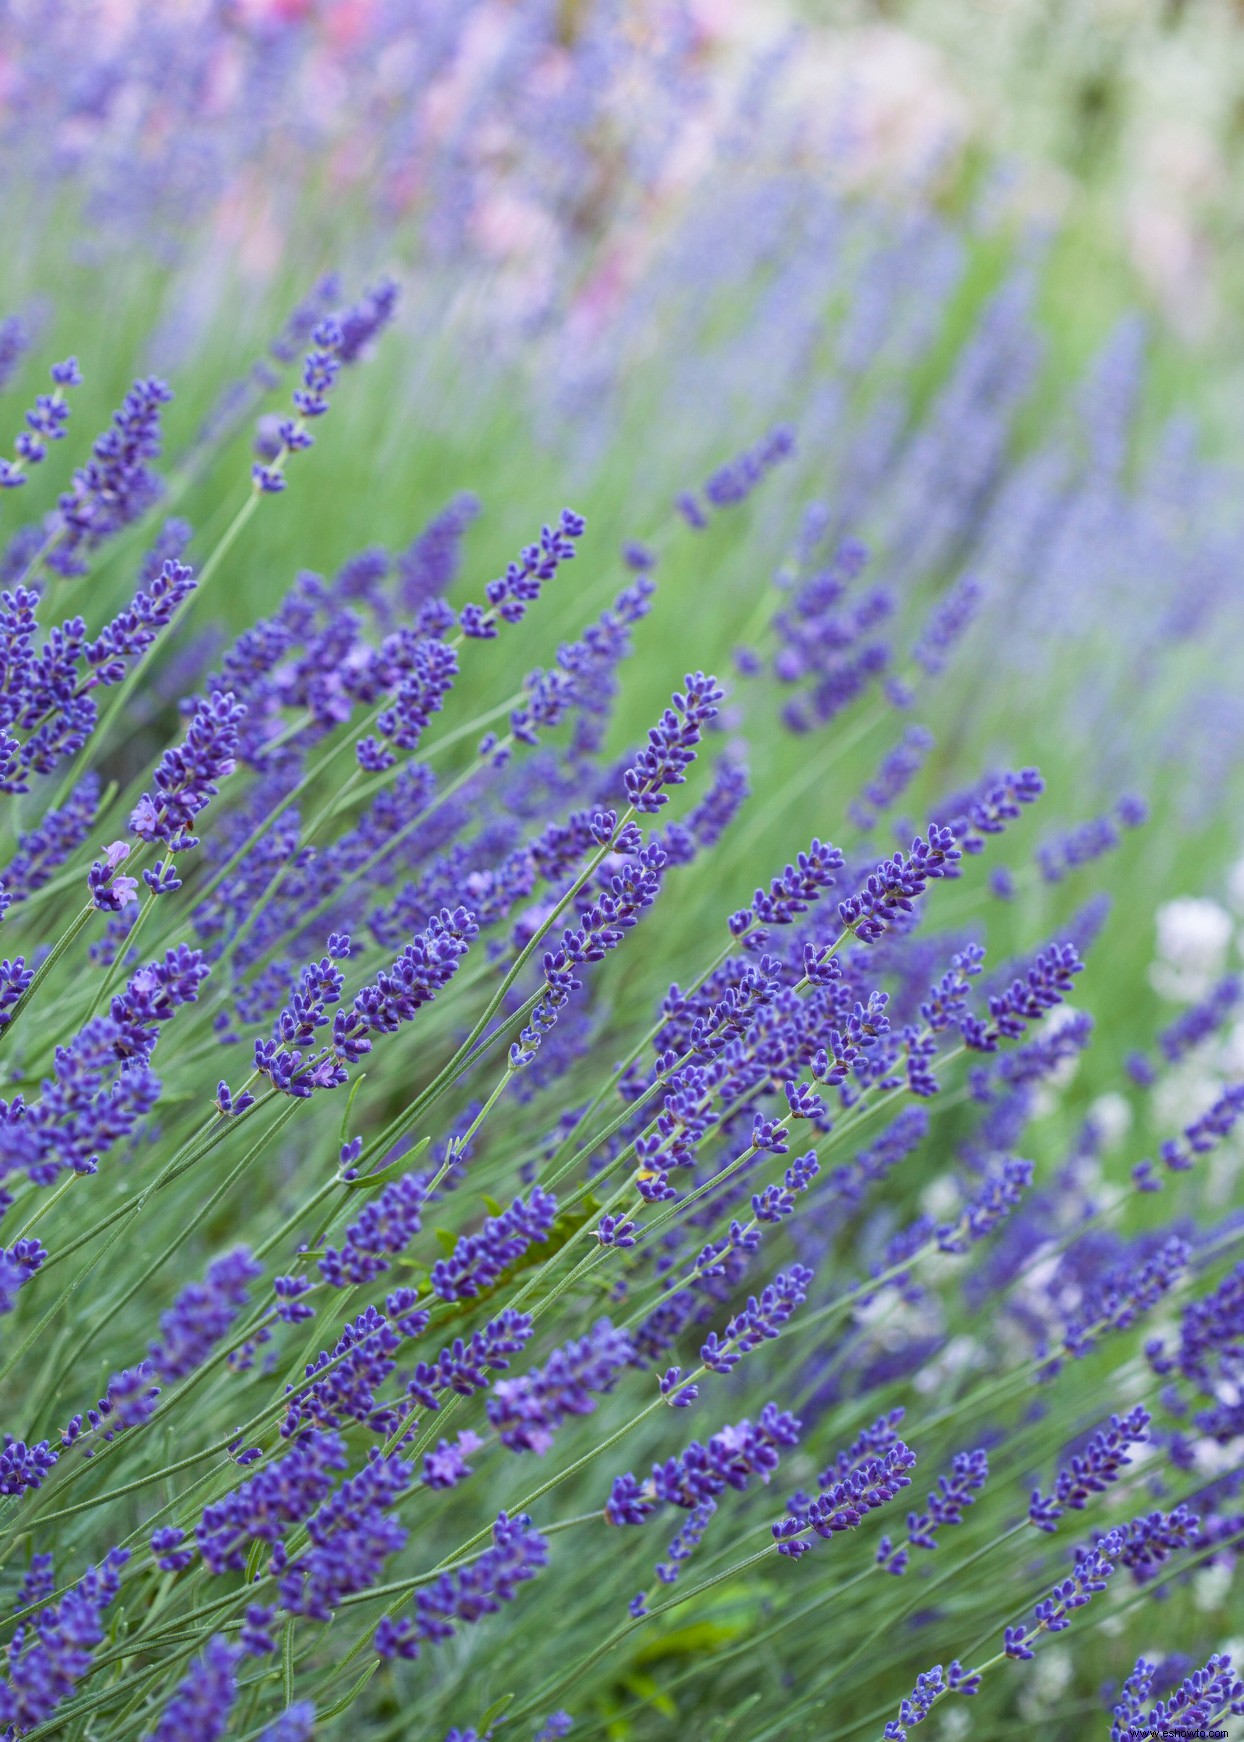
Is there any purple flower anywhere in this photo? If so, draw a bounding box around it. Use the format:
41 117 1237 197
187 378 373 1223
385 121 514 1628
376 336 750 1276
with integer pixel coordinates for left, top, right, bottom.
356 637 458 771
1110 1651 1244 1742
83 557 198 695
0 1239 46 1314
131 690 245 852
406 1308 534 1413
534 1715 574 1742
0 1435 57 1496
935 1158 1033 1253
1155 976 1243 1066
12 1553 55 1615
431 1189 558 1302
256 910 477 1098
0 357 82 488
884 1661 980 1740
61 1364 160 1455
749 838 846 927
0 316 28 392
273 1273 315 1323
458 509 585 639
774 1411 915 1559
851 727 934 831
375 1511 548 1660
422 1430 484 1490
319 1171 427 1286
197 1431 349 1574
678 426 795 527
141 1635 238 1741
1 775 98 901
48 377 172 576
879 1448 988 1571
627 1500 718 1613
623 673 723 813
1036 801 1141 885
279 1450 412 1620
258 1705 317 1742
150 1527 195 1573
947 767 1045 849
335 276 400 362
514 843 666 1068
510 572 656 753
148 1248 263 1381
0 945 205 1196
87 841 139 911
911 576 983 674
962 942 1085 1052
239 1605 276 1656
1005 1507 1197 1658
838 826 962 943
1059 1237 1190 1365
609 1404 801 1525
252 320 344 492
281 1307 406 1440
699 1265 814 1374
0 1547 129 1734
1029 1406 1151 1531
1159 1083 1244 1176
397 492 480 609
487 1320 634 1454
597 1213 638 1248
659 1367 699 1407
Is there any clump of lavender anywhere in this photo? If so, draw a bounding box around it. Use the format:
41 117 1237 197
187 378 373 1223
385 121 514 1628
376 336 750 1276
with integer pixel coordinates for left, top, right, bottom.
0 106 1240 1742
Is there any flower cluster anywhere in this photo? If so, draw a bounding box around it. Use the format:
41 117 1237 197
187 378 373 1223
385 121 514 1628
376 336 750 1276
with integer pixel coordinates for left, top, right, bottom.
677 426 795 528
487 1320 634 1454
374 1512 549 1659
458 510 586 639
607 1404 802 1524
430 1189 558 1302
884 1661 980 1740
1004 1508 1198 1659
877 1447 989 1573
254 909 478 1097
148 1248 263 1381
1110 1652 1244 1742
130 690 246 854
1028 1407 1151 1531
49 376 172 575
0 357 82 490
0 1548 130 1733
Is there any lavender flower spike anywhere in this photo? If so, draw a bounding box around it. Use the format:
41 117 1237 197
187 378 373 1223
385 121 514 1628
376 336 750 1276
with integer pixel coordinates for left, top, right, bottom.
1110 1651 1244 1742
141 1635 239 1741
624 673 724 813
1029 1406 1151 1531
375 1511 548 1660
0 357 82 490
130 690 245 852
48 376 172 576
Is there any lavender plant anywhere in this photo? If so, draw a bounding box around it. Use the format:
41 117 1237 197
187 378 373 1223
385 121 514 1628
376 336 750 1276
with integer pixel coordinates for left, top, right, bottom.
0 10 1242 1742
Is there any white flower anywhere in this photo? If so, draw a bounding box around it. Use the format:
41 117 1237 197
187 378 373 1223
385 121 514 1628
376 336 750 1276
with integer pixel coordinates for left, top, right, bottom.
1088 1092 1132 1150
912 1335 983 1395
1194 1560 1234 1612
1018 1647 1072 1717
920 1174 961 1221
1150 898 1233 1001
1152 1062 1223 1136
936 1709 971 1741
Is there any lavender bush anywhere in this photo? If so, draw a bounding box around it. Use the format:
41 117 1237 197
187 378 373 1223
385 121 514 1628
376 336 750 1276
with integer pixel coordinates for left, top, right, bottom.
0 8 1242 1742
